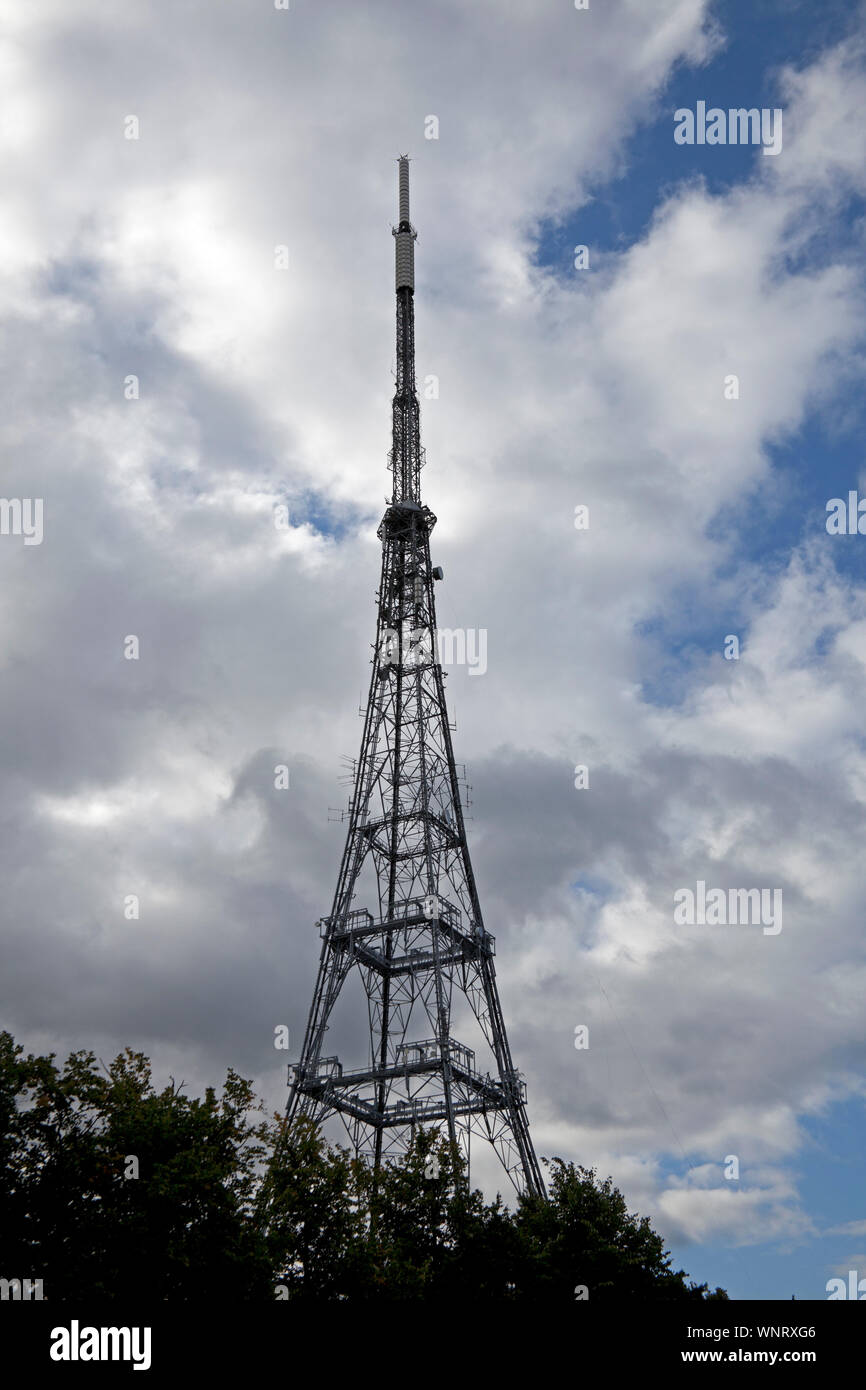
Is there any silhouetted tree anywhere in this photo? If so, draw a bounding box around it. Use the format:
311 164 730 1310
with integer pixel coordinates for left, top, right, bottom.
514 1156 728 1302
0 1031 271 1300
0 1031 727 1302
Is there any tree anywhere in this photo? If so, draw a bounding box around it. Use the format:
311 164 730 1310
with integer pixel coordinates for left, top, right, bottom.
258 1115 372 1300
363 1128 521 1300
0 1030 272 1301
514 1157 728 1302
0 1032 727 1302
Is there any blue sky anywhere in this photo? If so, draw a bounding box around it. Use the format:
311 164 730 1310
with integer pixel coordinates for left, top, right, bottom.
678 1098 866 1298
537 0 861 263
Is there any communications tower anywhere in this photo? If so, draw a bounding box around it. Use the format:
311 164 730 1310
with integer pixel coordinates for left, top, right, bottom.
286 158 544 1197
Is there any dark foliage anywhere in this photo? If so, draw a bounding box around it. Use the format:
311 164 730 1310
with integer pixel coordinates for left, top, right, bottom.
0 1032 726 1302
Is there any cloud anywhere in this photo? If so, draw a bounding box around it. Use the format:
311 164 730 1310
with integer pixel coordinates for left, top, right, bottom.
827 1220 866 1238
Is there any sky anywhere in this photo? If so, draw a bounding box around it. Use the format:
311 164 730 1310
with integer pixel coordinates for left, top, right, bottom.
1 0 865 1300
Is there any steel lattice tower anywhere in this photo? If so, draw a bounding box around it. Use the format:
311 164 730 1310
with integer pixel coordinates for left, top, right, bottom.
286 158 544 1199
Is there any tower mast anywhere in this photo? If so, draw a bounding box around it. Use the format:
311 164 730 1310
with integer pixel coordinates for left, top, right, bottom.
286 158 544 1198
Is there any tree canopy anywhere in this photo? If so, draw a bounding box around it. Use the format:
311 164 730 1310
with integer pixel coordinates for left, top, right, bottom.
0 1031 726 1302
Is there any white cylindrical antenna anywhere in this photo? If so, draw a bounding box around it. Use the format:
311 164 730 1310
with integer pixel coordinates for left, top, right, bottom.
398 156 411 223
393 155 417 291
